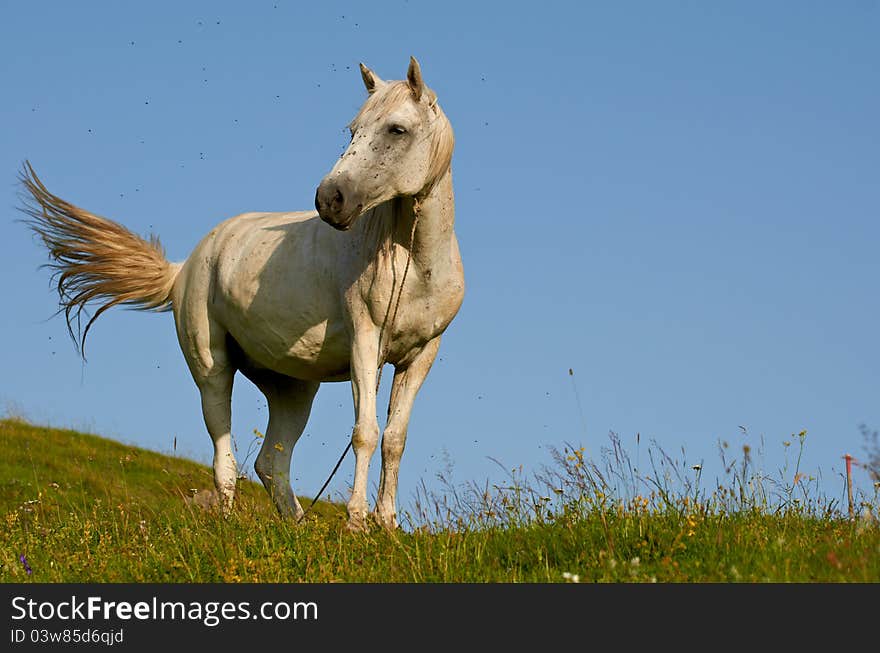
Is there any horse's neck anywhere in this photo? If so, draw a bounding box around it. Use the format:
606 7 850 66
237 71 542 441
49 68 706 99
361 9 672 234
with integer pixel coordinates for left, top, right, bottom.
353 169 456 283
391 169 456 267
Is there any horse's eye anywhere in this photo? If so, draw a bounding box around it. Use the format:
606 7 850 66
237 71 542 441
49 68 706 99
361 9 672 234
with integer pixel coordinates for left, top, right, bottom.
388 125 407 135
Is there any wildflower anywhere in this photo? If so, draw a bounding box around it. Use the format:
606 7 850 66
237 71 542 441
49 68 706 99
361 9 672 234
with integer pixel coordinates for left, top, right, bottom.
19 554 32 575
630 557 640 567
561 572 580 583
565 447 586 465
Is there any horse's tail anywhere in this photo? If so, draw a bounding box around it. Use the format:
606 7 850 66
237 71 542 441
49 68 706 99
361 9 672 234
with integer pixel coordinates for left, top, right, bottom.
19 161 182 357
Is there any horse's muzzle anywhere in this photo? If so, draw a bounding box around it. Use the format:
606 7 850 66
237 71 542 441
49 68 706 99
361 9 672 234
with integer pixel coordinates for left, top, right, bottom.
315 177 360 231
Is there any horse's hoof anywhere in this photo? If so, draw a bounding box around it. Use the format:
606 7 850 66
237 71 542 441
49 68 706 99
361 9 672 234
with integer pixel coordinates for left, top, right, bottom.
274 504 305 523
345 517 369 533
280 511 306 525
374 512 399 531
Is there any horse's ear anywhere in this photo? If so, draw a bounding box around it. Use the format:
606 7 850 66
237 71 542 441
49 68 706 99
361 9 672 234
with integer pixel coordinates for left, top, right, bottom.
359 63 383 94
406 56 425 102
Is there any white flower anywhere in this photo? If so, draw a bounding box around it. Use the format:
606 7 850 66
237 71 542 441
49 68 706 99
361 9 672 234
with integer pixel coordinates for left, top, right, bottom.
561 572 580 583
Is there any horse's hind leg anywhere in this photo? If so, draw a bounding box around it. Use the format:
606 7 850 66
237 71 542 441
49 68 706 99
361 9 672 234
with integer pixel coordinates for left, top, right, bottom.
198 367 238 512
175 304 239 512
252 373 319 520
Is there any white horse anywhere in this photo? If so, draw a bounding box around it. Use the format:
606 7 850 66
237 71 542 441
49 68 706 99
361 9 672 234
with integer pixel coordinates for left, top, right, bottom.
22 57 464 531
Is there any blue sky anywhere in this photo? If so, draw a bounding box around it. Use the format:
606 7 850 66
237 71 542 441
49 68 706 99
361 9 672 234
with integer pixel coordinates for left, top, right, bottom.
2 2 878 511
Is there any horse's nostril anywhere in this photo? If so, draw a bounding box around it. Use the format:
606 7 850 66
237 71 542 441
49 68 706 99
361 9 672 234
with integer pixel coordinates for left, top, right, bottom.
333 188 344 208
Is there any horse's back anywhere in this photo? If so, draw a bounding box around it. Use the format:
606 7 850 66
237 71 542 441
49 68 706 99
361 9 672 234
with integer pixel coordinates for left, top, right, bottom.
175 210 321 304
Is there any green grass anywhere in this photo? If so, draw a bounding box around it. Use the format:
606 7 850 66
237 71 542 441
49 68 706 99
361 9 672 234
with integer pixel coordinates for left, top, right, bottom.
1 418 878 582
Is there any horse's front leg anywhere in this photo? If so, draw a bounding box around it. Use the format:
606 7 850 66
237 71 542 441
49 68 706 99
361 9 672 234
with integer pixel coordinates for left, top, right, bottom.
347 324 381 532
376 336 441 530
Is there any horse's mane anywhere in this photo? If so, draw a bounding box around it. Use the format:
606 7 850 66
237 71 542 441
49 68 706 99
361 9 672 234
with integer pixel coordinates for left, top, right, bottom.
349 81 454 197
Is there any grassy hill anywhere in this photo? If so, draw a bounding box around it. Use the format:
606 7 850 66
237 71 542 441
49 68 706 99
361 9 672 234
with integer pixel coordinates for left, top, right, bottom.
1 418 878 582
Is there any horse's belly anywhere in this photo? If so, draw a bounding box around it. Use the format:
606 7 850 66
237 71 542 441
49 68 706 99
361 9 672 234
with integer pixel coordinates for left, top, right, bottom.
218 266 352 380
209 216 353 381
226 314 352 381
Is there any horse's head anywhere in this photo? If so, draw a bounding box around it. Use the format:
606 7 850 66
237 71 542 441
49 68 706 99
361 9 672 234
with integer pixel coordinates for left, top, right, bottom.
315 56 454 231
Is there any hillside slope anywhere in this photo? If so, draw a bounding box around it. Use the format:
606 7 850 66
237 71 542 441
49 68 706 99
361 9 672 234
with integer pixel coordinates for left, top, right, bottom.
0 418 343 582
1 418 223 513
